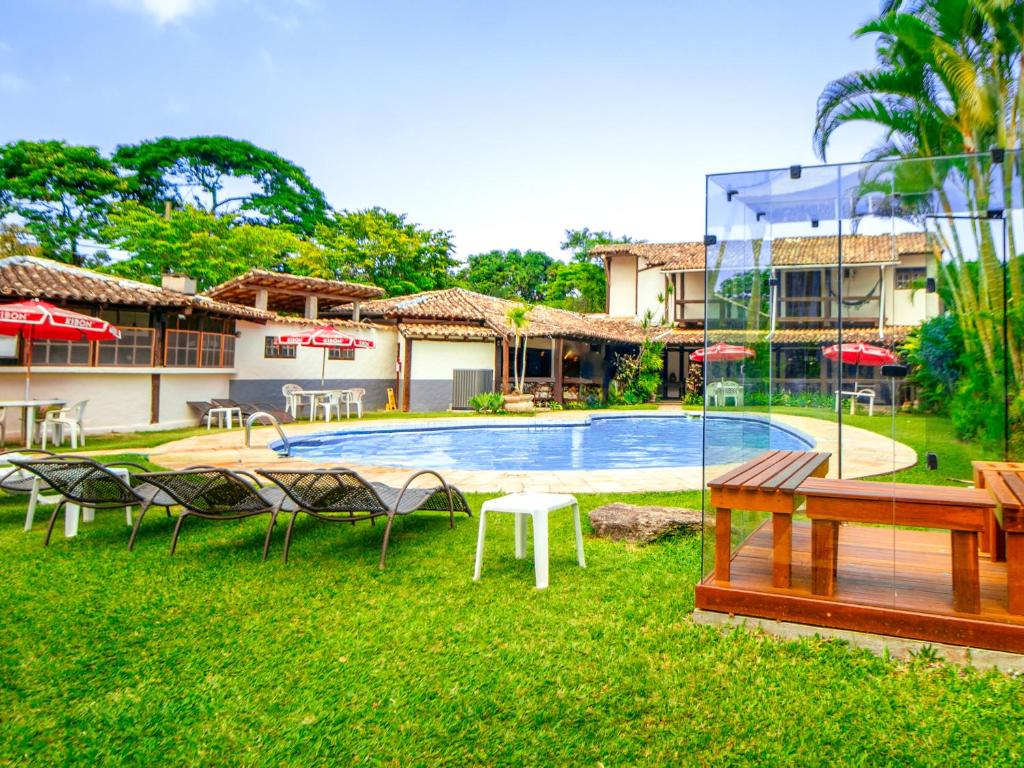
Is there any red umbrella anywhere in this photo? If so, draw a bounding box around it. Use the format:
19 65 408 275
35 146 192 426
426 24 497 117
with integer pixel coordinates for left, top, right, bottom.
689 343 756 362
0 299 121 397
277 325 375 385
822 343 898 367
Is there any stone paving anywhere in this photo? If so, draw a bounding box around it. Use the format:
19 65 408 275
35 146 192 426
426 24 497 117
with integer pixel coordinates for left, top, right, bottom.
146 407 916 494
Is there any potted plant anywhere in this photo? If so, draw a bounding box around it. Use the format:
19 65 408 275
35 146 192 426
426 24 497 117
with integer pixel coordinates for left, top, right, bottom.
503 303 535 412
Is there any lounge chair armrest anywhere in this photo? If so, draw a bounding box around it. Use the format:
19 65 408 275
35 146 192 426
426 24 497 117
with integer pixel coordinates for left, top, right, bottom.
393 469 454 512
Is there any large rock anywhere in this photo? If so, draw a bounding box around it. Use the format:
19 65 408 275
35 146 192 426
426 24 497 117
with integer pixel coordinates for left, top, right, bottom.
588 503 704 543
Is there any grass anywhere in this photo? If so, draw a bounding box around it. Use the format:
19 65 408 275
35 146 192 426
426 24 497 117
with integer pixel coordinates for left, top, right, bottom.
4 410 1023 764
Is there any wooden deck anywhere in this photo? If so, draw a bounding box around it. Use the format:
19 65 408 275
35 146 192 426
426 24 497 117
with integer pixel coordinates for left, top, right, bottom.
695 519 1024 654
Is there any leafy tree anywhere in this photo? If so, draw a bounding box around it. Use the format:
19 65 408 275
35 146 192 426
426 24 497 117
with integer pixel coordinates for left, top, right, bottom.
293 207 456 295
0 223 40 258
560 227 636 264
505 303 531 393
456 249 553 302
544 260 606 313
100 201 314 290
0 140 123 266
113 136 329 235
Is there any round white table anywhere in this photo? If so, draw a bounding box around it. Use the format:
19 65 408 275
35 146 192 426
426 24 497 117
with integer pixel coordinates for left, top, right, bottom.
0 399 66 448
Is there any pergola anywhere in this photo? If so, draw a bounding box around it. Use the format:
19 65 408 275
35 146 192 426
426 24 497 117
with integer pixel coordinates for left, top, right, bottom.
203 269 384 320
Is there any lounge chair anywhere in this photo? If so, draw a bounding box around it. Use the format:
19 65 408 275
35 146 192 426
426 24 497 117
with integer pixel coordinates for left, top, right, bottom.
257 467 471 568
7 456 177 546
188 401 217 427
133 467 295 558
212 399 295 425
0 448 57 531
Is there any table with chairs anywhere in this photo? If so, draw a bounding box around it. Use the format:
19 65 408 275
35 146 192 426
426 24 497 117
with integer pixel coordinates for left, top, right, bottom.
281 384 365 421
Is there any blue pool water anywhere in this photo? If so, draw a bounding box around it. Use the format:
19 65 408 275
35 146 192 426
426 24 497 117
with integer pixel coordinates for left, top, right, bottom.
276 414 813 471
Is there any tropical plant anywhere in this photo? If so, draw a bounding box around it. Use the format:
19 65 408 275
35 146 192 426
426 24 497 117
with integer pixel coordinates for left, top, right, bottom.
114 136 329 235
614 314 665 403
468 392 505 413
0 140 124 266
505 303 531 393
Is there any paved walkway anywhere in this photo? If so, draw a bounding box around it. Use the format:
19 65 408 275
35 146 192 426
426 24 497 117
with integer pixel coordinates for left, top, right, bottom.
145 408 916 494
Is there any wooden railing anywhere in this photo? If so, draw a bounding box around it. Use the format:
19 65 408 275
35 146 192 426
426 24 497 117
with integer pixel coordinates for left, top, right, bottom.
164 330 236 368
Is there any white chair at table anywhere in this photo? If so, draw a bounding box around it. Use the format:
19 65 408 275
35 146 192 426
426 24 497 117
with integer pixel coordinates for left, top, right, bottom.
343 388 365 419
316 391 344 422
835 384 877 416
282 383 304 419
40 400 87 449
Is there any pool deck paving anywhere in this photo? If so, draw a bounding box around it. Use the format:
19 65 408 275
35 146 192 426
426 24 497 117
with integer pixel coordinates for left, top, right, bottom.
144 407 916 494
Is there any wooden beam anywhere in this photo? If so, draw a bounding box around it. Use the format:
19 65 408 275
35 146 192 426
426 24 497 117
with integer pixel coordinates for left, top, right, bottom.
501 337 510 394
402 337 413 412
150 374 160 424
553 337 564 404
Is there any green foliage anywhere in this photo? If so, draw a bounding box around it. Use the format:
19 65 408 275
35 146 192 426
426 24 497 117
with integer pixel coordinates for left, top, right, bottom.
901 314 964 415
456 249 553 302
0 140 124 266
560 227 636 264
615 335 665 404
0 223 39 258
544 260 606 313
114 136 329 235
296 208 455 296
100 202 315 290
468 391 505 413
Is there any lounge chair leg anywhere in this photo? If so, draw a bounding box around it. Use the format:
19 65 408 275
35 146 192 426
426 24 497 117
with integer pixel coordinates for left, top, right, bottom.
282 510 301 563
169 513 189 555
379 513 397 570
127 502 151 550
43 500 66 547
262 509 280 562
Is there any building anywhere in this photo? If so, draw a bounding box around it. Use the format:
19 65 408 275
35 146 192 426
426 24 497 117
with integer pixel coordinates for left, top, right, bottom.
595 233 939 399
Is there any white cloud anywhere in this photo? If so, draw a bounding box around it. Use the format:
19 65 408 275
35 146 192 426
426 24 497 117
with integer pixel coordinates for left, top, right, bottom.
105 0 216 25
0 72 27 94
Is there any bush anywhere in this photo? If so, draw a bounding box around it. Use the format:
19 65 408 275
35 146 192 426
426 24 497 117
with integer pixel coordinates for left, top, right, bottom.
469 392 504 413
615 338 665 403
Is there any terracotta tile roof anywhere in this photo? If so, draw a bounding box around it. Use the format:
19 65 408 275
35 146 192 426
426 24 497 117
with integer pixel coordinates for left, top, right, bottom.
398 322 499 341
0 256 271 321
594 233 930 271
267 313 385 331
204 269 384 313
657 326 913 345
340 287 648 344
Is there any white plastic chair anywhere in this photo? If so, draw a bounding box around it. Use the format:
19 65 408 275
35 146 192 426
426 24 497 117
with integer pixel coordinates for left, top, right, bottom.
316 392 343 422
835 387 877 416
282 383 303 418
344 388 365 419
41 400 87 449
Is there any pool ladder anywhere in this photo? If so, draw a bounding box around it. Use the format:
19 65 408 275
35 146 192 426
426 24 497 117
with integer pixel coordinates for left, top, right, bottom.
244 412 291 457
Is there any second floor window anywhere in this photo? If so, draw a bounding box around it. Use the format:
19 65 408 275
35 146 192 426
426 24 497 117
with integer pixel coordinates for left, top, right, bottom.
895 267 926 290
265 337 297 359
784 271 822 318
327 347 355 361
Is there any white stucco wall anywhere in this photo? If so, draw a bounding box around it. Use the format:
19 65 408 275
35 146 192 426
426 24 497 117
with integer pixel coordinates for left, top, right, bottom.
233 320 397 381
408 339 495 379
607 256 637 317
637 263 668 322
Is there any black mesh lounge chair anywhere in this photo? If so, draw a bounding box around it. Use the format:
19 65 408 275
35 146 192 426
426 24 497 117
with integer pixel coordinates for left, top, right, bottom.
7 456 177 547
212 399 295 425
0 448 57 531
133 467 295 558
187 401 216 427
256 468 471 568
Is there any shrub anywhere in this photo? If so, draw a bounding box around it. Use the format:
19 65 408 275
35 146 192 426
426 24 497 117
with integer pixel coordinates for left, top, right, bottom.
469 391 504 413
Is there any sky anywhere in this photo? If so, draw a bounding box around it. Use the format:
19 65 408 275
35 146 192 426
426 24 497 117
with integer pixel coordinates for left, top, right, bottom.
0 0 886 261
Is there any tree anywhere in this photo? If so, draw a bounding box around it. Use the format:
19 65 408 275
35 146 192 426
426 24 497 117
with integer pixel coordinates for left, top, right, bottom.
560 227 636 264
544 260 606 313
113 136 329 235
293 207 456 295
505 303 531 393
100 201 314 290
0 140 123 266
0 223 40 258
456 249 553 302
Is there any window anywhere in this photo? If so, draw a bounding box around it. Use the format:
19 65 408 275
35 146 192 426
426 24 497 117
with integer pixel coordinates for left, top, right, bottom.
784 271 822 318
166 330 236 367
895 267 926 290
31 339 91 366
264 336 296 359
165 330 200 367
328 347 355 361
96 327 155 366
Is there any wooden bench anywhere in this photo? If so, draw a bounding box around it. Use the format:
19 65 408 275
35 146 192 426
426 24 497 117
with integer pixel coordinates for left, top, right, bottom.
797 477 993 614
708 450 831 588
975 462 1024 614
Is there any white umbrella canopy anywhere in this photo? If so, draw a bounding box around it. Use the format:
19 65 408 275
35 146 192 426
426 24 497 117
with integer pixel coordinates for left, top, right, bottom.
276 325 376 385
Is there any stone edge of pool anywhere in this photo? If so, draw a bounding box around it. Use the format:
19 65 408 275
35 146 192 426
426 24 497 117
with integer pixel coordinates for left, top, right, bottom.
146 408 916 494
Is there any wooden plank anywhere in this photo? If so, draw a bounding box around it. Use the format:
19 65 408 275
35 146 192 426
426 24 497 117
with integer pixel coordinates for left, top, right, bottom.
806 496 987 531
772 513 792 588
1000 471 1024 507
798 478 993 507
950 530 981 614
708 451 781 489
811 519 838 596
775 452 831 492
714 507 732 583
739 451 803 490
1008 533 1024 615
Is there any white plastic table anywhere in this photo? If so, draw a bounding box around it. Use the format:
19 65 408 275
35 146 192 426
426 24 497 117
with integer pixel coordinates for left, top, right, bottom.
474 492 586 589
206 406 242 429
294 389 349 421
0 399 66 448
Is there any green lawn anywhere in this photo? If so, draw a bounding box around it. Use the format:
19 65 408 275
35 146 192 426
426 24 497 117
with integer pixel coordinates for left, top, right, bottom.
2 441 1024 764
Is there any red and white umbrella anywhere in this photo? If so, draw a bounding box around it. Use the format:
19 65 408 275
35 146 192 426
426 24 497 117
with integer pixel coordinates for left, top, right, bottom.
276 325 375 385
822 343 898 367
689 343 756 363
0 299 121 397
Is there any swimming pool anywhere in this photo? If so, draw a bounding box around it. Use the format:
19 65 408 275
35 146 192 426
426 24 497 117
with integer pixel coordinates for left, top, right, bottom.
275 414 813 471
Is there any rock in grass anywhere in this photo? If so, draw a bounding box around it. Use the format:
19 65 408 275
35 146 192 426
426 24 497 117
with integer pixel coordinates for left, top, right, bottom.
588 503 703 543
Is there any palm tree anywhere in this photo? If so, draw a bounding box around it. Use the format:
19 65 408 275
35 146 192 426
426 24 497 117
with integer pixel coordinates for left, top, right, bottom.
814 0 1024 447
506 303 531 393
